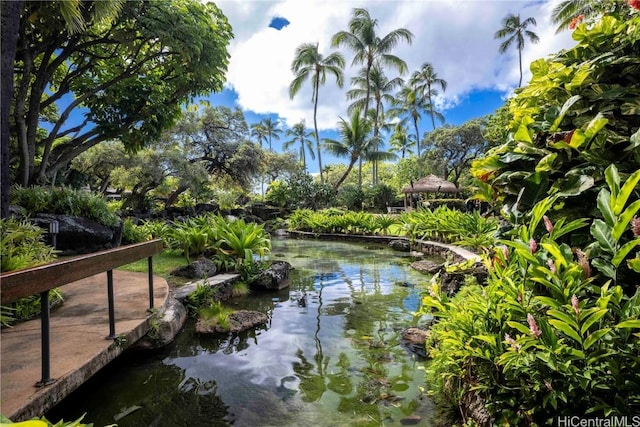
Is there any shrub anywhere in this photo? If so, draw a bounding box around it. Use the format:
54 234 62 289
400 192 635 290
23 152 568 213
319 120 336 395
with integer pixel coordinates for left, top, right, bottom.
11 186 120 227
337 184 364 211
1 218 56 272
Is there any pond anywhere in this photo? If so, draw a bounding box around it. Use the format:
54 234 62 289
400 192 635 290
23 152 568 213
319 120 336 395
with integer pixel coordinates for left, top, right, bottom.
48 238 439 427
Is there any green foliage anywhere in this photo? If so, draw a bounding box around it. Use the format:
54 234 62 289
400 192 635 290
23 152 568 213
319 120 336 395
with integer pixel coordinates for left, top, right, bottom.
364 183 399 212
0 414 96 426
10 186 120 227
185 281 217 315
423 196 640 422
198 301 234 332
337 184 365 210
399 207 500 253
265 171 335 210
1 218 56 272
472 14 640 221
216 218 271 264
121 218 148 244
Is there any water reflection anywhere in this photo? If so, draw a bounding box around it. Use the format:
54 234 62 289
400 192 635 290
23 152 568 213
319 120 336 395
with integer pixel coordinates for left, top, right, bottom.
49 238 437 427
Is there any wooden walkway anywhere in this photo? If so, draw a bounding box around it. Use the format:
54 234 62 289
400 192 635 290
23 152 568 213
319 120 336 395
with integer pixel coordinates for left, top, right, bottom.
0 270 168 421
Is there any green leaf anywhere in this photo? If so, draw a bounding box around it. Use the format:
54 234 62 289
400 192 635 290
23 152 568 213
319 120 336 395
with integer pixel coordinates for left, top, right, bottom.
583 113 608 143
597 189 615 227
614 169 640 215
535 153 558 172
621 99 640 115
592 258 616 279
580 308 608 335
604 164 620 200
473 335 497 346
583 328 611 350
514 123 532 143
507 321 532 335
547 309 579 329
548 319 582 344
569 129 586 149
612 200 640 241
535 296 562 308
628 257 640 273
615 320 640 329
590 219 616 254
627 128 640 151
611 239 640 268
550 95 581 132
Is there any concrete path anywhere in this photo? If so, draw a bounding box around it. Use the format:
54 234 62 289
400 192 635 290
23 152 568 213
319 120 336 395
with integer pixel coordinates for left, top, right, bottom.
1 270 168 421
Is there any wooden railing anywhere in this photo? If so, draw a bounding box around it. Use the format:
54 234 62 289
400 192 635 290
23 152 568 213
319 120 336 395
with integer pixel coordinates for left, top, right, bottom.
0 239 164 386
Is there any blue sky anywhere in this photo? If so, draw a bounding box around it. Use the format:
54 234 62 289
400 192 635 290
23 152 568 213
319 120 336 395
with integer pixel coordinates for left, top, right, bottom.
205 0 576 174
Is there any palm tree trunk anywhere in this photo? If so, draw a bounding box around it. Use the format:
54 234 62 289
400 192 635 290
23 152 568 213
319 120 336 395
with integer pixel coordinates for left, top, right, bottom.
414 117 420 158
313 82 323 183
518 47 523 87
333 157 357 190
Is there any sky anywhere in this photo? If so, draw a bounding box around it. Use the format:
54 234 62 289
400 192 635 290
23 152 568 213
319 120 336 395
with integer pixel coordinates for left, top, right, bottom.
203 0 578 173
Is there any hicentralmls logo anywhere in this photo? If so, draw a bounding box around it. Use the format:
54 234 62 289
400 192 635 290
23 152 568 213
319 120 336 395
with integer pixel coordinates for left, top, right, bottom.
556 416 640 427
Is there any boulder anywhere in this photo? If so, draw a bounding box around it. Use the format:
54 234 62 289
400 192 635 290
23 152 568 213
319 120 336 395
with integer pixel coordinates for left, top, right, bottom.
250 261 292 290
134 298 188 350
388 239 411 252
195 310 268 334
401 327 430 358
33 214 120 254
170 258 217 280
410 260 443 274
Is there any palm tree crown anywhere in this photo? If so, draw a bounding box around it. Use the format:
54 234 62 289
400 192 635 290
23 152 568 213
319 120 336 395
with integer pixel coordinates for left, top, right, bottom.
551 0 629 33
283 120 315 171
495 13 540 87
409 63 447 129
331 8 413 121
289 42 345 183
260 117 282 151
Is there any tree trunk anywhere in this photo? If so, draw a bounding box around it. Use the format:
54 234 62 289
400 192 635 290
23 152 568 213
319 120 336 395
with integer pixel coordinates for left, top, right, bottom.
333 157 357 191
313 74 323 183
1 0 22 218
164 183 189 208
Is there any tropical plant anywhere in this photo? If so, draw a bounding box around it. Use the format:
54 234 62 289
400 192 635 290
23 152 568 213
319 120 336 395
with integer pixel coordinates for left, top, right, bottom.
289 42 345 183
259 117 282 152
331 7 413 122
324 111 374 190
551 0 631 32
198 301 234 332
392 84 432 157
10 186 120 227
494 13 540 87
250 122 268 148
388 123 415 159
0 218 56 272
216 218 271 266
283 120 315 171
474 13 640 225
0 414 93 427
423 195 640 423
121 218 148 244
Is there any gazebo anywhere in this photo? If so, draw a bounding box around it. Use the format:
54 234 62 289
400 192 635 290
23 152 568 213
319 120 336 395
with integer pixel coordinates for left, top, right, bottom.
401 174 460 210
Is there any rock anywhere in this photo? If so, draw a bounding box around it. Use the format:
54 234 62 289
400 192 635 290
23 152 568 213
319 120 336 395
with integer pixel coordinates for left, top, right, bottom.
134 298 188 349
388 239 411 252
33 214 120 254
401 327 430 358
250 261 292 290
411 260 443 274
195 310 268 334
461 391 492 426
170 258 217 279
400 415 422 425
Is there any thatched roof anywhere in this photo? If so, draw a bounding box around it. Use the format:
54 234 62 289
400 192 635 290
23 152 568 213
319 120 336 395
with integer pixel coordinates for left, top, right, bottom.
401 175 459 194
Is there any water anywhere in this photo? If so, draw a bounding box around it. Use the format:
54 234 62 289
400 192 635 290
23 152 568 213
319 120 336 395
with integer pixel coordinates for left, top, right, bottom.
48 238 438 427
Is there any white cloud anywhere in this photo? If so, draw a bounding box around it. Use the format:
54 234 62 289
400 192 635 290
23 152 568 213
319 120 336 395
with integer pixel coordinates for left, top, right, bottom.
214 0 576 130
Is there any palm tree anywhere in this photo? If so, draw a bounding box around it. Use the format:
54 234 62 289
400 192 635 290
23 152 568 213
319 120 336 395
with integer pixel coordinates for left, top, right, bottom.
388 123 415 159
289 42 345 184
323 111 374 190
250 122 267 148
331 8 413 122
551 0 628 33
347 63 403 184
283 120 315 171
495 13 540 88
260 117 282 151
392 84 432 157
409 63 447 129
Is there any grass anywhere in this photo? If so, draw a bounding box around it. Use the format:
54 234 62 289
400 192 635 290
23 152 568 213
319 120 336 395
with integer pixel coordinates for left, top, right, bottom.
120 250 189 286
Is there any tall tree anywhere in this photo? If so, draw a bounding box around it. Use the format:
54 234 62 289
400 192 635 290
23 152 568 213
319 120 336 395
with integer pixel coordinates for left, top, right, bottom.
324 112 374 190
388 123 415 159
331 8 413 122
495 13 540 87
9 0 232 187
283 120 315 171
393 84 432 157
259 117 282 152
347 63 403 184
409 63 447 129
250 122 267 148
289 42 345 183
